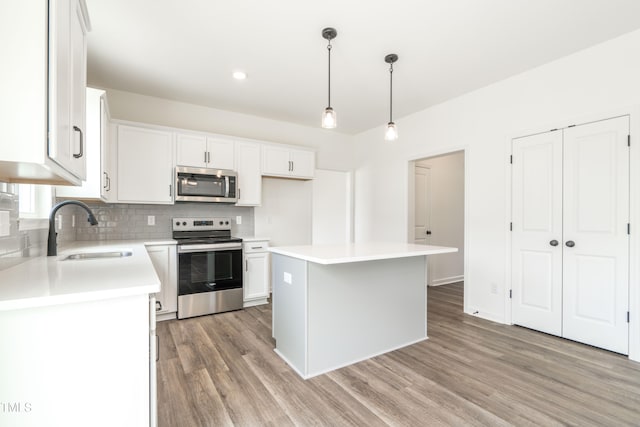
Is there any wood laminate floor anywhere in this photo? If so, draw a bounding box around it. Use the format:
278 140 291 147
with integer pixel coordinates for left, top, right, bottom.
157 283 640 426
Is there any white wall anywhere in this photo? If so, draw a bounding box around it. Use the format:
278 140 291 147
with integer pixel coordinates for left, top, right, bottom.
354 28 640 323
104 89 355 172
415 152 464 286
254 178 312 246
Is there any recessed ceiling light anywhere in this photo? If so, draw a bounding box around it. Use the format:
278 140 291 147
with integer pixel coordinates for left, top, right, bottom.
232 71 247 80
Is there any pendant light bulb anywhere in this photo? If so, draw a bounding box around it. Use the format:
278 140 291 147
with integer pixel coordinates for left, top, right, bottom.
321 27 338 129
322 107 337 129
385 121 398 141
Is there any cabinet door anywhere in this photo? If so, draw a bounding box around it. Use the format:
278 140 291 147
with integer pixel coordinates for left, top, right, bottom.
56 87 104 199
48 0 73 174
100 95 114 201
511 130 563 336
117 126 174 204
147 245 178 315
236 142 262 206
562 117 629 354
176 133 207 168
244 252 269 301
262 146 291 176
290 149 315 178
206 137 235 170
68 0 88 179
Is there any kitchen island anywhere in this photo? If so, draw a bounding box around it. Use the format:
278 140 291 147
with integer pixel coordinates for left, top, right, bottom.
269 242 457 379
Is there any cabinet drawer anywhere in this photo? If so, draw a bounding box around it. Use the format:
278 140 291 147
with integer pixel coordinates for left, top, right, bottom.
243 241 269 253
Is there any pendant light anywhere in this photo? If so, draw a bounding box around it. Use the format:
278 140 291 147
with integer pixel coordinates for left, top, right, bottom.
321 27 337 129
384 54 399 141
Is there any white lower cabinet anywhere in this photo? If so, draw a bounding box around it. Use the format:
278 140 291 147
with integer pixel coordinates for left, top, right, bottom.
0 293 153 426
243 240 270 307
146 243 178 321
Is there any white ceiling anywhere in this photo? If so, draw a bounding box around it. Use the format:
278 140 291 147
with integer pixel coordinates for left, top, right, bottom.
85 0 640 135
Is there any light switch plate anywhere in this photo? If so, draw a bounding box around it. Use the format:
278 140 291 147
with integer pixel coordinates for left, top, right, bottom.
0 211 9 237
283 272 292 284
236 215 242 225
147 215 155 226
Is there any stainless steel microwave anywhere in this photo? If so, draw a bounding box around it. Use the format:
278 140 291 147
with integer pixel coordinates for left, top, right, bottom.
175 166 237 203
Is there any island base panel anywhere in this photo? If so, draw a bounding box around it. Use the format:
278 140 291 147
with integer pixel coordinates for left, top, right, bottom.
272 253 427 378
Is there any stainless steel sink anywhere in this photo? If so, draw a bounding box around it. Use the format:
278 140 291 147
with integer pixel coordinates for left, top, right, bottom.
62 250 133 260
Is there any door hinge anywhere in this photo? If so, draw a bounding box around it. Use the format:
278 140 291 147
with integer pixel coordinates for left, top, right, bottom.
627 311 630 323
510 155 513 164
550 128 559 132
509 289 513 299
568 124 576 128
510 222 513 231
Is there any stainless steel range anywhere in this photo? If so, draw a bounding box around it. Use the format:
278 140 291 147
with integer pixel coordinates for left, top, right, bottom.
173 217 243 319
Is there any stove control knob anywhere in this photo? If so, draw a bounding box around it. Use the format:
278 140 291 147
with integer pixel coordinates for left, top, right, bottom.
182 221 187 226
175 221 180 226
225 221 229 225
219 221 224 225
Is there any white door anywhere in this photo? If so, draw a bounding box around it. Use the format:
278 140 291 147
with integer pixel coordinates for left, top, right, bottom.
562 117 629 354
176 133 207 167
511 131 564 336
414 166 431 245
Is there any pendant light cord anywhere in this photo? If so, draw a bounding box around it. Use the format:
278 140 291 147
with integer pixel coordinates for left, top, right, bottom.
327 40 332 108
389 63 394 123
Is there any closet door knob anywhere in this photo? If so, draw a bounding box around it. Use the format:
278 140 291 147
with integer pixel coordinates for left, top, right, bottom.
565 240 575 248
549 240 558 246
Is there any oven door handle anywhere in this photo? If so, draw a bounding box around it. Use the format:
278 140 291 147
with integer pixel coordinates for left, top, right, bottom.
178 243 242 253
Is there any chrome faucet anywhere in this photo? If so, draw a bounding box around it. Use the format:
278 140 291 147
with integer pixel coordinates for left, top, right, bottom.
47 200 98 256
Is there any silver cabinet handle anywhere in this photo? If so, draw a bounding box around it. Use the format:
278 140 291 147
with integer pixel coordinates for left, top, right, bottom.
73 126 84 158
106 174 111 191
169 184 172 197
204 151 207 163
291 161 294 172
156 335 160 362
245 259 248 271
238 188 241 200
103 172 108 189
208 152 211 163
156 301 162 311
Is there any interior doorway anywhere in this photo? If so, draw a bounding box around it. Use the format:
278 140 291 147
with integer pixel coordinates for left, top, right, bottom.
409 150 465 289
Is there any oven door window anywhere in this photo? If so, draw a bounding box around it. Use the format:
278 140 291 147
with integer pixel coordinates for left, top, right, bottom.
178 249 243 294
178 174 226 198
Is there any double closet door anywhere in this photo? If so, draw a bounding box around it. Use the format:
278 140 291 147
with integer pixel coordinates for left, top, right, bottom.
511 116 629 354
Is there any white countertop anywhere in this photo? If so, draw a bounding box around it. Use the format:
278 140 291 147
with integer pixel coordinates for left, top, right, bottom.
241 237 270 242
268 242 457 265
0 240 166 311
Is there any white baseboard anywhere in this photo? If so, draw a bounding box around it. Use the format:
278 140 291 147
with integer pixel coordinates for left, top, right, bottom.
429 275 464 286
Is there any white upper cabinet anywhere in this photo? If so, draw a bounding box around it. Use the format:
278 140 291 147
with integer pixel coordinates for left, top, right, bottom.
56 88 110 200
235 140 262 206
262 145 315 179
176 133 235 170
0 0 90 185
116 125 174 204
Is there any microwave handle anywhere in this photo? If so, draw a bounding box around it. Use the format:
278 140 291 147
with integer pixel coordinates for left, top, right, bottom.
225 176 230 198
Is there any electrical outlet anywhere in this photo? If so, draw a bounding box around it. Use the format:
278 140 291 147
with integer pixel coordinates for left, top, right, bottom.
147 215 155 226
236 215 242 225
71 215 76 228
284 272 292 284
491 283 498 294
